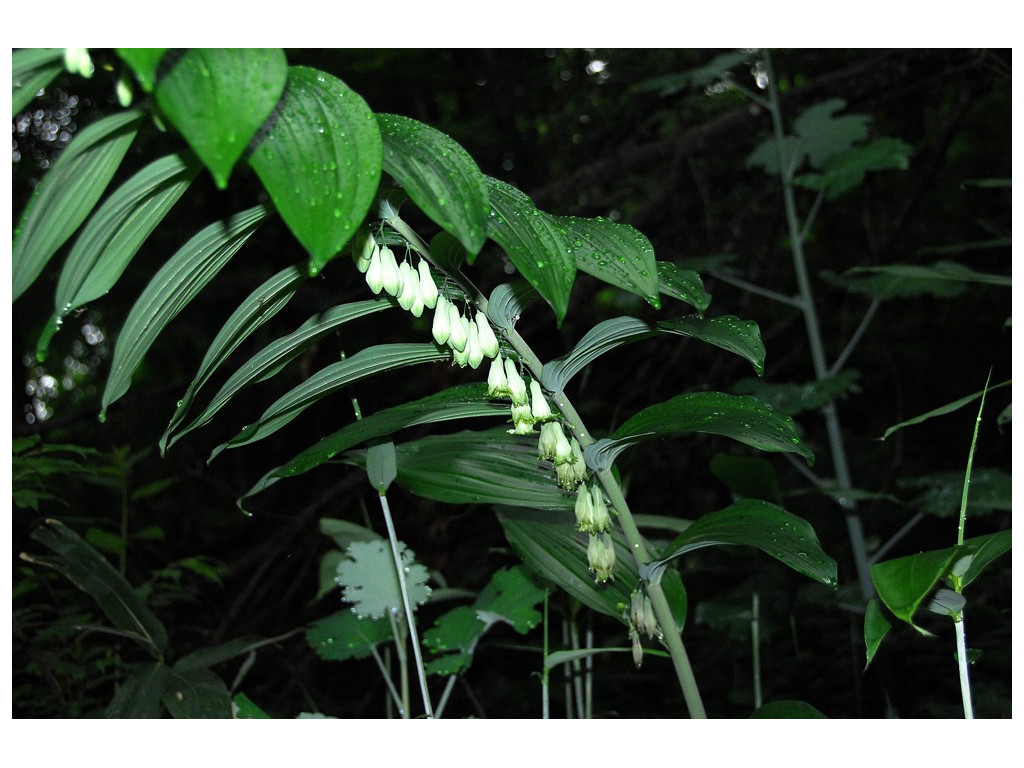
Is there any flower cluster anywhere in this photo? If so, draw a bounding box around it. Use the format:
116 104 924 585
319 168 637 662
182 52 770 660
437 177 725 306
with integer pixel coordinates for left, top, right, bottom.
575 483 616 582
625 588 662 669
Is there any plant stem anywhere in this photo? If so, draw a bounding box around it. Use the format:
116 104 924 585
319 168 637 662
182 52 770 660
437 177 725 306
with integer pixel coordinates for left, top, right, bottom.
955 614 974 718
379 493 434 718
751 589 762 710
763 50 874 601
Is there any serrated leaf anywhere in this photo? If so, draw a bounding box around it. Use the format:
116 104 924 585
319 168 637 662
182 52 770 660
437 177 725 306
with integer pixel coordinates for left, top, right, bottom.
155 48 286 188
101 205 270 416
563 215 660 309
13 110 144 301
485 178 576 324
160 264 307 454
248 66 382 273
796 137 912 198
172 299 391 450
378 113 489 256
27 519 168 656
210 343 451 460
307 609 394 662
475 565 547 634
336 540 431 620
161 668 232 719
239 384 508 506
115 48 168 92
38 152 201 361
645 499 837 588
585 391 813 470
12 48 65 114
656 261 711 314
792 98 870 168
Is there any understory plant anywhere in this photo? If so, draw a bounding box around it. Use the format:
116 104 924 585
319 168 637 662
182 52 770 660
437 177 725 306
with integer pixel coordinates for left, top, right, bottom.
15 47 1004 718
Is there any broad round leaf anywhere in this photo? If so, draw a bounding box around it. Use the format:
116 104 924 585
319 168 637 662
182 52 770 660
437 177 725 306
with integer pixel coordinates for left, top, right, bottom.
248 66 382 274
155 48 287 188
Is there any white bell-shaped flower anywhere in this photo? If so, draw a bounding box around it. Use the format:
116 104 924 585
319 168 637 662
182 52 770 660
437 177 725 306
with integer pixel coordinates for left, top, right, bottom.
467 320 484 369
447 303 468 352
417 260 438 309
530 380 555 423
365 244 384 294
396 261 417 311
475 314 500 359
353 231 377 274
487 357 509 398
504 358 529 406
379 246 402 296
431 296 452 345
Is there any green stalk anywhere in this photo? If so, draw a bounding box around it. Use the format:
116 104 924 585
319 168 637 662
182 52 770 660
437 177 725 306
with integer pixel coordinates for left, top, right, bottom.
763 50 874 601
388 212 707 718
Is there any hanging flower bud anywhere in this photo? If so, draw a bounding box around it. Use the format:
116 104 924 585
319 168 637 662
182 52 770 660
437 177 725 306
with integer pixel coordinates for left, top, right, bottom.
538 421 562 461
587 533 616 582
574 485 595 530
417 259 439 309
509 403 535 435
452 340 470 367
487 356 510 398
396 261 417 310
569 438 588 486
379 246 402 296
556 462 578 490
466 319 484 369
630 626 644 669
630 588 660 640
588 485 612 532
530 380 555 423
353 231 377 273
552 423 573 465
409 288 425 318
504 359 528 407
447 303 468 352
476 314 500 359
365 243 384 294
431 295 452 345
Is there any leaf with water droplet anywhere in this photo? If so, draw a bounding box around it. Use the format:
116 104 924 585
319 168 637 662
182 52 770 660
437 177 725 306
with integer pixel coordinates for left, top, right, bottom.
336 539 431 620
558 215 660 309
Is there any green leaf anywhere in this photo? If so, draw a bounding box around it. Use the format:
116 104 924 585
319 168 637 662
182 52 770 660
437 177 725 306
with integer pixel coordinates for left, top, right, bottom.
13 110 144 301
656 261 711 314
319 518 382 550
645 499 837 588
307 609 394 662
26 519 169 656
12 48 65 115
38 152 201 361
796 137 912 198
474 565 548 634
160 264 307 454
161 668 233 718
544 647 634 670
154 48 287 188
709 453 781 504
101 205 270 416
378 113 489 256
542 315 764 393
115 48 168 92
485 177 576 324
848 260 1010 289
791 98 870 168
870 547 961 635
898 468 1012 518
233 692 273 719
240 383 508 505
174 299 391 450
956 530 1011 589
248 66 382 274
564 215 660 309
485 281 540 332
366 441 397 494
429 230 468 273
336 539 431 620
880 380 1011 440
732 370 861 417
105 662 171 718
863 598 892 669
353 429 575 512
585 391 814 470
173 630 302 673
211 343 451 460
750 700 827 719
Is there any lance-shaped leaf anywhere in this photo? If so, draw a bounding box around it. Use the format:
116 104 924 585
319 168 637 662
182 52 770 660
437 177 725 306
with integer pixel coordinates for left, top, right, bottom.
161 668 232 719
863 598 892 669
238 383 509 507
347 429 575 512
880 380 1011 440
175 299 391 449
366 441 397 495
485 178 575 324
379 113 489 257
154 48 287 189
13 110 144 300
211 343 451 460
160 264 307 455
101 205 270 417
542 314 765 392
563 215 660 309
585 391 814 470
642 499 837 588
496 506 688 628
37 152 201 361
116 48 168 92
105 662 172 718
870 530 1011 634
657 261 711 314
173 630 304 673
248 66 382 274
12 48 65 115
25 519 169 657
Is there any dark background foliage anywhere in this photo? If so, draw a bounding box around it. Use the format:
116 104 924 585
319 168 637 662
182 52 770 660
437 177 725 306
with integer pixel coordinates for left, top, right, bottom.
12 48 1011 718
